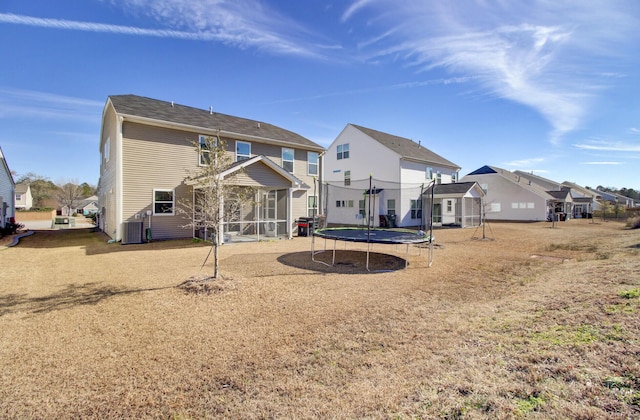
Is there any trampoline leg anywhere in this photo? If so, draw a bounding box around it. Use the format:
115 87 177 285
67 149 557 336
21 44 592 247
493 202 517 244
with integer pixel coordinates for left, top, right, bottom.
332 239 337 266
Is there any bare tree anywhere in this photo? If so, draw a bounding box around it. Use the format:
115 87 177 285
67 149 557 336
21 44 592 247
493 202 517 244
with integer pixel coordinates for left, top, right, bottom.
178 134 256 279
56 180 83 215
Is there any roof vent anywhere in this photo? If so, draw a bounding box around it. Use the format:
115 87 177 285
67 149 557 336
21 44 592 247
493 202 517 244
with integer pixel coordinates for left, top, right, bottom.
209 106 213 115
257 122 261 129
171 101 174 107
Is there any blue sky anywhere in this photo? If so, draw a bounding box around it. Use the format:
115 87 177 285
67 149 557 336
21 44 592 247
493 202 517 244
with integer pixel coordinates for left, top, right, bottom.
1 0 638 190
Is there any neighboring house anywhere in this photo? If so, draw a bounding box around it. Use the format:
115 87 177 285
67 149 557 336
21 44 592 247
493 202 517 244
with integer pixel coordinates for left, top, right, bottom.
15 183 33 210
0 146 16 228
561 181 600 217
98 95 325 243
587 187 636 208
79 195 99 215
423 182 485 228
462 166 559 222
322 124 460 228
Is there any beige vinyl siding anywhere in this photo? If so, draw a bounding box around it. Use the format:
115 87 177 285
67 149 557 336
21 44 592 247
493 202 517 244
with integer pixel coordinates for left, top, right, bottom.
122 122 197 240
232 162 291 188
99 105 120 238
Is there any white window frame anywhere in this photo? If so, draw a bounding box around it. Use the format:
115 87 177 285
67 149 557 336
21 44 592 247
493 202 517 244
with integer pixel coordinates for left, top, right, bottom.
426 167 433 180
104 137 110 163
451 172 457 183
337 143 349 160
236 141 251 162
410 199 422 219
198 135 214 166
307 194 317 217
282 148 294 173
344 170 351 186
387 199 396 216
307 152 318 176
153 189 175 216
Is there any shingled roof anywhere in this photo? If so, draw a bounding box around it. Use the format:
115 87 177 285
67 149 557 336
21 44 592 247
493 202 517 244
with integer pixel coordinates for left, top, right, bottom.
350 124 459 169
108 95 324 151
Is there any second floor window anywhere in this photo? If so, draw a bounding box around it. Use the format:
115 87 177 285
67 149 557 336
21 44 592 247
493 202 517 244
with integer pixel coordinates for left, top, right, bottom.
282 148 294 172
308 152 318 176
199 135 212 166
236 141 251 162
337 143 349 160
426 167 433 180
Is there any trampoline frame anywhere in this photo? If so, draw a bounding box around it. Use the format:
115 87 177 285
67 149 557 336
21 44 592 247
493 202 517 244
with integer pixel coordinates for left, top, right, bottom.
311 227 434 271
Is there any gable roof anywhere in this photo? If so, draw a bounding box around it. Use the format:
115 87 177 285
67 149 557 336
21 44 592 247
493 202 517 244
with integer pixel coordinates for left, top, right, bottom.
187 155 309 189
350 124 459 169
15 183 30 194
432 182 480 195
108 95 324 151
467 165 497 175
463 165 555 200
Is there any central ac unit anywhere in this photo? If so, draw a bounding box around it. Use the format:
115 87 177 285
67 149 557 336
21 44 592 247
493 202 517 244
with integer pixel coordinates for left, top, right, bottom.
122 221 143 244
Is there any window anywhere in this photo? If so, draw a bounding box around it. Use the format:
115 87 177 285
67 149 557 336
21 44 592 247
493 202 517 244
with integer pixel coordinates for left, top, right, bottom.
16 194 22 201
308 195 317 217
103 137 110 163
426 167 433 180
451 172 457 183
410 199 422 219
236 141 251 162
347 200 354 208
436 171 442 185
153 189 174 215
344 170 351 186
447 200 452 212
336 200 346 208
307 152 318 176
337 143 349 160
387 199 396 216
282 148 294 172
359 199 366 216
199 135 213 166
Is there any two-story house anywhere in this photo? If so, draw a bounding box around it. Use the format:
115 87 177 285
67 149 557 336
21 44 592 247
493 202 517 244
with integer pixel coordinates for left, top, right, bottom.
14 184 33 210
0 146 16 228
322 124 461 228
98 95 325 243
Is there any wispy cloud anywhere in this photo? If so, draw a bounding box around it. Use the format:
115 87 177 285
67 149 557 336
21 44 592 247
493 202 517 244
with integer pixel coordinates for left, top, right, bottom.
0 88 102 122
581 161 623 165
573 141 640 153
341 1 637 143
265 76 474 104
502 157 545 167
0 3 325 58
630 128 640 135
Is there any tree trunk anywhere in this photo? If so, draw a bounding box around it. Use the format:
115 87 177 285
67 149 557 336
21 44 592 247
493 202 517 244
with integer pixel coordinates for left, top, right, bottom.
213 242 219 279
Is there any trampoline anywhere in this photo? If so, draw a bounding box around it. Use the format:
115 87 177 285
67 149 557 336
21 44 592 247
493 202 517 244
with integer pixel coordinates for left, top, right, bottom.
312 227 434 271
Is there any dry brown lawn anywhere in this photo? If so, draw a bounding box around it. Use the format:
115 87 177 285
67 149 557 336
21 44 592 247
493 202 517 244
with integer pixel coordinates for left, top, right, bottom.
1 221 639 418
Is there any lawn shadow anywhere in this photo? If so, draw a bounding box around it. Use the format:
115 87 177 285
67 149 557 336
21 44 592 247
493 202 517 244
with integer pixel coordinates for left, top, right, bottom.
12 229 208 255
0 282 171 317
277 250 407 274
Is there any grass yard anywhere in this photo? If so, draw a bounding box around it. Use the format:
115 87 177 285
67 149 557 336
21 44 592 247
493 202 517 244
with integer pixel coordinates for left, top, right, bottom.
1 221 639 418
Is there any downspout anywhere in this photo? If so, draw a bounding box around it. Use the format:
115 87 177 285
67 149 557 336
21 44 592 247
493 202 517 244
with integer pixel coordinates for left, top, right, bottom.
116 115 124 242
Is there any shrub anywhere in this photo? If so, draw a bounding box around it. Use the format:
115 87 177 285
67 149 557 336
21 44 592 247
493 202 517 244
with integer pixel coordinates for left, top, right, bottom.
1 222 25 237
